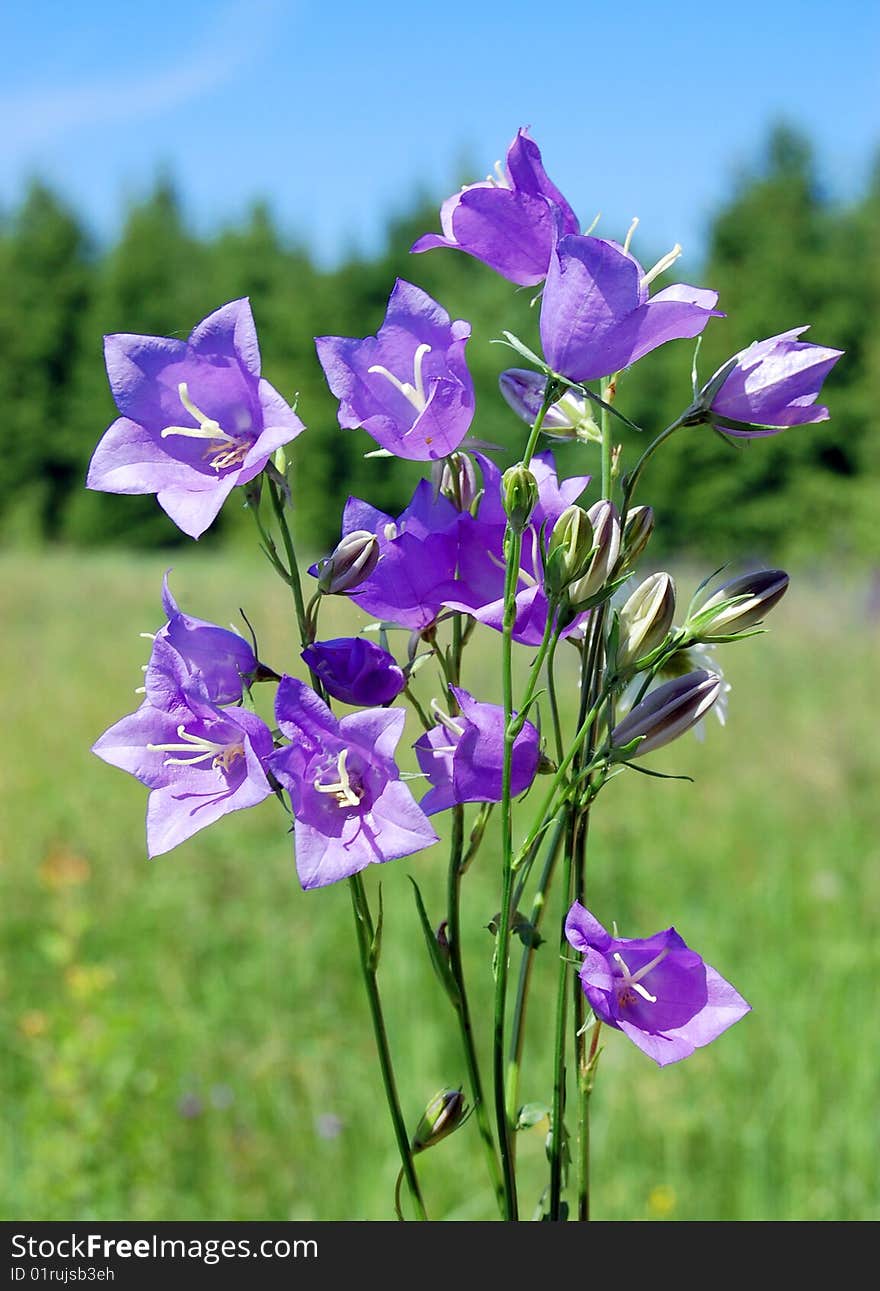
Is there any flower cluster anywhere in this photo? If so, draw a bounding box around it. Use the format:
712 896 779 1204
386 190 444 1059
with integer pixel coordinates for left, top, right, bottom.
88 125 842 1218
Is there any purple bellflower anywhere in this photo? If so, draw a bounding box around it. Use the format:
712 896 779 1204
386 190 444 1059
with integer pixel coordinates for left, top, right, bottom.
269 677 437 889
540 236 722 383
317 478 461 632
565 901 750 1066
92 638 274 858
414 686 540 815
87 299 304 539
704 328 843 436
149 572 259 706
443 452 591 645
301 637 406 707
411 128 579 287
315 280 474 461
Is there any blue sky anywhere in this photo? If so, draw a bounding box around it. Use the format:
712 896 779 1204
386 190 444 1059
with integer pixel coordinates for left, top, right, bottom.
2 0 877 268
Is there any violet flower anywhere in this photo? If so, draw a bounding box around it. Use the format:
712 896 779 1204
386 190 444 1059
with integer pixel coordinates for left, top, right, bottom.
413 686 540 815
315 478 461 631
565 901 750 1066
301 637 406 707
411 127 579 286
269 677 438 889
443 451 591 646
87 299 304 538
92 638 274 858
703 328 843 436
315 280 474 461
149 571 259 706
540 236 722 383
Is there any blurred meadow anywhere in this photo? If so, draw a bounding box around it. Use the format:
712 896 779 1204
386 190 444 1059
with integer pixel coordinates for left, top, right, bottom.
3 546 878 1221
2 0 879 1221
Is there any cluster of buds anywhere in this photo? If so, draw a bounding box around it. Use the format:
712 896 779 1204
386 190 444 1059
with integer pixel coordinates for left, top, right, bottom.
543 500 623 612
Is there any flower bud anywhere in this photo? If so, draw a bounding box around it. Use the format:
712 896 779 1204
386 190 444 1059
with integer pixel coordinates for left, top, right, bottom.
544 504 595 598
611 669 721 757
620 505 655 568
317 530 380 594
502 464 539 533
617 572 676 669
411 1088 468 1153
688 569 789 637
439 452 480 513
499 369 601 443
567 500 621 606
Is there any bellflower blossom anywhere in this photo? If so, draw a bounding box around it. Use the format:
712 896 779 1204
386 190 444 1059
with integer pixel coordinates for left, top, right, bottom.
540 236 722 383
316 478 461 632
565 902 750 1066
499 369 600 443
87 299 305 538
268 677 438 889
413 686 540 815
411 127 579 287
148 572 259 706
315 280 474 461
92 638 274 858
443 452 590 645
301 637 406 707
704 328 843 436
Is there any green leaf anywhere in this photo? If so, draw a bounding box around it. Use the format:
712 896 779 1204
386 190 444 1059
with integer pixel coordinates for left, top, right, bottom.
409 877 460 1006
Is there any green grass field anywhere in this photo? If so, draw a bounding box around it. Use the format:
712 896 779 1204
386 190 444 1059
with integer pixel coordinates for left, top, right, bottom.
2 549 878 1221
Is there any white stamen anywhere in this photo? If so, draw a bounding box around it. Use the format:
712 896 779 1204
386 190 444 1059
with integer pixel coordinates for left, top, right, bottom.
383 522 399 541
139 632 156 641
429 698 465 738
642 243 682 289
159 382 250 471
611 946 670 1006
368 344 432 413
486 549 537 589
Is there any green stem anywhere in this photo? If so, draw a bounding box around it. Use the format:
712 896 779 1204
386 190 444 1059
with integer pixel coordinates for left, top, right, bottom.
621 415 687 520
267 476 311 644
349 874 427 1221
447 803 506 1216
548 813 578 1218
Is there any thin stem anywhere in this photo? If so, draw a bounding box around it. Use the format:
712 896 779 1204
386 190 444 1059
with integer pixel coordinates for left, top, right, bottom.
548 813 578 1218
621 415 687 520
349 873 427 1221
493 522 523 1221
447 803 506 1215
267 476 310 644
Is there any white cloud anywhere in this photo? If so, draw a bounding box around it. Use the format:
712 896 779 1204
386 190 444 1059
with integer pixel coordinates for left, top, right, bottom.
0 0 290 159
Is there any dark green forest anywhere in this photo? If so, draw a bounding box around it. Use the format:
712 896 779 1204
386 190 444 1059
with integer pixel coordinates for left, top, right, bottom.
1 126 876 562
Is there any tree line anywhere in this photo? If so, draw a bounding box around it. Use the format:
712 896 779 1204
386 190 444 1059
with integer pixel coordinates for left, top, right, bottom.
0 126 876 563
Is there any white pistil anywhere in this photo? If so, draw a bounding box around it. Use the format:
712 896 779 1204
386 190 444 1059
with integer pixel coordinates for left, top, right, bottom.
429 699 465 739
623 216 640 253
642 243 683 290
160 382 249 472
313 748 361 808
486 549 538 589
612 946 671 1005
147 725 245 771
368 343 432 413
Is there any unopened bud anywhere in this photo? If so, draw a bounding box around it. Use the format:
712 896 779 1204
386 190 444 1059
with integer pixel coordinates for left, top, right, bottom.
544 504 595 598
611 669 721 757
439 452 480 513
499 369 601 443
617 573 676 669
688 569 789 638
620 505 655 568
412 1088 468 1153
317 530 380 594
502 464 539 533
567 500 621 606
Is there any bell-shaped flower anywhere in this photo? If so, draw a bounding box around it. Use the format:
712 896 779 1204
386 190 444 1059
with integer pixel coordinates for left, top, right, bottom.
301 637 406 707
499 369 600 443
411 127 579 287
444 452 591 645
313 478 461 632
413 686 540 815
315 280 474 461
540 236 722 383
147 572 259 706
92 638 274 858
87 299 305 538
702 328 843 436
268 677 438 889
565 901 750 1066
